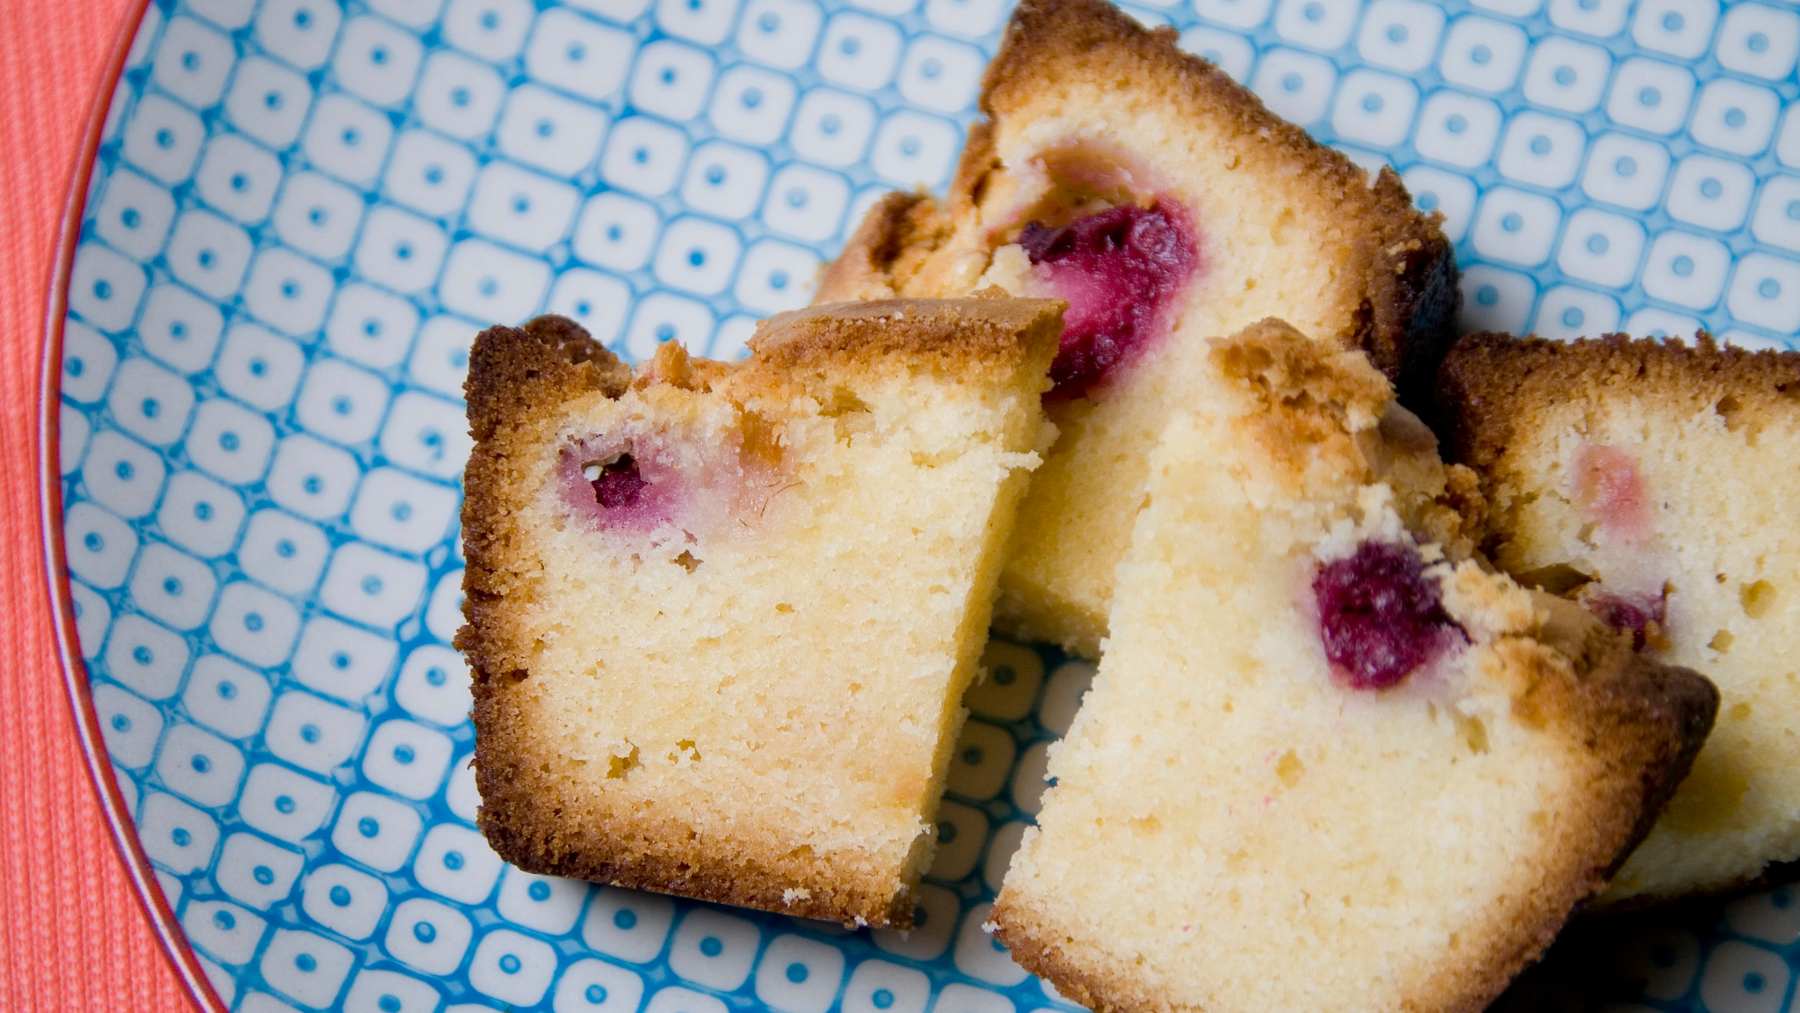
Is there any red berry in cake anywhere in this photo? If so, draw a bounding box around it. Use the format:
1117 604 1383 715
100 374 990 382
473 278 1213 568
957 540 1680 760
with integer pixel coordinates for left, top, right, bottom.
590 454 647 509
1571 444 1650 543
1579 587 1668 651
1018 202 1199 400
1312 540 1462 690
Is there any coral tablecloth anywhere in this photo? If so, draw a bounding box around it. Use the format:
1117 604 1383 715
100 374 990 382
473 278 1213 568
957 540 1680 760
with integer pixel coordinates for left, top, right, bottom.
1 1 191 1008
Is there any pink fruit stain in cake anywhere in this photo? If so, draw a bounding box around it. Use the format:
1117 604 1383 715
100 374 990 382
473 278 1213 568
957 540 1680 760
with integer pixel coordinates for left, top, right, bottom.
1571 444 1651 543
1018 201 1199 400
1581 587 1669 651
557 437 684 533
557 422 785 538
1312 540 1463 690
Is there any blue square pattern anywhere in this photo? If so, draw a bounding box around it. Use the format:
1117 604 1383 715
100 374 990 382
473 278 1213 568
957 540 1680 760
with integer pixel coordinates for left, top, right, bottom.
54 0 1800 1010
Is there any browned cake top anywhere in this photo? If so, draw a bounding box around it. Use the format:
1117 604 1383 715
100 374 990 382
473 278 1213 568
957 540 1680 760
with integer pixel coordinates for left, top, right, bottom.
464 314 632 443
1437 332 1800 472
820 0 1457 400
986 0 1455 384
749 295 1067 378
982 0 1422 230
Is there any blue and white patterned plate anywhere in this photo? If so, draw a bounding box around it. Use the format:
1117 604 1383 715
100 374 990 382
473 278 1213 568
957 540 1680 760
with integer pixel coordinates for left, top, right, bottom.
43 1 1800 1010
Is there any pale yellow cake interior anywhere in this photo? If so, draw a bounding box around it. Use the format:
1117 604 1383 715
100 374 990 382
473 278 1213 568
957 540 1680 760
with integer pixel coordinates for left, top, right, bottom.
500 340 1052 916
996 325 1671 1011
1484 396 1800 902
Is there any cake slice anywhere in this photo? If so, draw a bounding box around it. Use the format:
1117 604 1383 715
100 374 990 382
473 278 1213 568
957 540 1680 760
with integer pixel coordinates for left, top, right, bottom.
458 300 1061 926
818 0 1456 656
1437 332 1800 904
992 321 1717 1012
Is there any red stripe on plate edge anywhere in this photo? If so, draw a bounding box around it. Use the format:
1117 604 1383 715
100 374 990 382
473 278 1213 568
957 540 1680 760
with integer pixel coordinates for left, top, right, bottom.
36 2 229 1009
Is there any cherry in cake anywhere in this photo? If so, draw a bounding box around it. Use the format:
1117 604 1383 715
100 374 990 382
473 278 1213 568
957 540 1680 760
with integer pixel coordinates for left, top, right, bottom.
1312 540 1462 690
1570 443 1652 544
1016 201 1200 400
585 453 646 509
553 425 778 539
1578 586 1669 650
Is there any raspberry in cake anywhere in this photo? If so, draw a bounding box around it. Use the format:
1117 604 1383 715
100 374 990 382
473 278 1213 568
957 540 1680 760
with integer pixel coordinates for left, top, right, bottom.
1312 540 1464 690
458 302 1062 926
1437 331 1800 903
991 321 1716 1012
816 0 1456 657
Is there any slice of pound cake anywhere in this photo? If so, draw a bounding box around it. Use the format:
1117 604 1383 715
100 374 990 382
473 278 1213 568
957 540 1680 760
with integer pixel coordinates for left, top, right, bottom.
992 322 1717 1011
1438 333 1800 904
817 0 1456 656
459 301 1061 926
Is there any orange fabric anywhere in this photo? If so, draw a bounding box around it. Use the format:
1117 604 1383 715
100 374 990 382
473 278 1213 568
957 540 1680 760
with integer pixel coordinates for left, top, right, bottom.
1 1 193 1009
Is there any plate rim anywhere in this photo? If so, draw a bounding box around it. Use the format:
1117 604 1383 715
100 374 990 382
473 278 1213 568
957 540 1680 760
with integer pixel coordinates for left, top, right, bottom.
36 0 227 1009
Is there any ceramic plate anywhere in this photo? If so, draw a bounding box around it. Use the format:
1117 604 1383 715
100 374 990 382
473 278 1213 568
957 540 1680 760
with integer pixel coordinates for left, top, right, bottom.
44 1 1800 1010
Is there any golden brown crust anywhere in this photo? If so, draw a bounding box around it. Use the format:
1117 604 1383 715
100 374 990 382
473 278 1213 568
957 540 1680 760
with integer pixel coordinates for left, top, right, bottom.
1432 638 1717 1011
458 315 618 746
1210 317 1393 458
1436 331 1800 475
1206 320 1485 561
748 296 1065 381
459 318 635 674
1581 654 1721 879
476 817 911 926
460 316 629 673
992 901 1167 1013
631 339 735 393
820 0 1457 401
471 684 918 927
814 192 942 301
810 193 944 305
463 314 630 443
